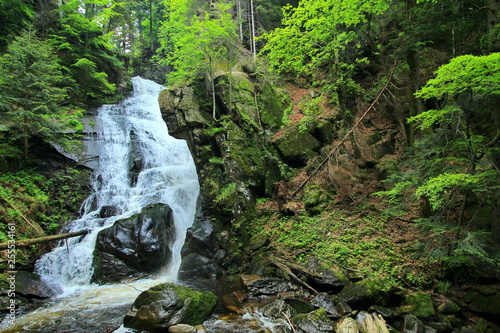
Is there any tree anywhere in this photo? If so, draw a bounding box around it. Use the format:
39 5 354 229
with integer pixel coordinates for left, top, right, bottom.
159 0 238 118
0 29 76 160
0 0 35 50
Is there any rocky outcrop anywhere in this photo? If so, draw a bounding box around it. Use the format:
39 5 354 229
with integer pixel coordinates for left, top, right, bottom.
123 283 217 333
92 204 175 283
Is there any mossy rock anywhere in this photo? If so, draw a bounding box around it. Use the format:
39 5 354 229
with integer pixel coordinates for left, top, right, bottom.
339 279 389 309
400 292 435 318
292 308 335 332
277 126 320 167
123 283 217 333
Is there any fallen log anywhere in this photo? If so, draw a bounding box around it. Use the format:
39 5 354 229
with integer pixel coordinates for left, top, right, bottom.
0 229 90 250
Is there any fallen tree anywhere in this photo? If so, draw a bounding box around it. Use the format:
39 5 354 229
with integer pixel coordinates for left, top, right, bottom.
0 229 90 250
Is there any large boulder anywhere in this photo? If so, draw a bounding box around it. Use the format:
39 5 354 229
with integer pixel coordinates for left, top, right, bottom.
92 204 175 283
400 292 435 318
339 279 389 309
123 283 217 333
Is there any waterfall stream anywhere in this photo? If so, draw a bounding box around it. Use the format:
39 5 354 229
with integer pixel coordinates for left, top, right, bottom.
0 77 200 332
35 76 199 293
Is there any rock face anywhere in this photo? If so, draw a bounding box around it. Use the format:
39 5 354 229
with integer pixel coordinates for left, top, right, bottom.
92 204 175 283
123 283 217 333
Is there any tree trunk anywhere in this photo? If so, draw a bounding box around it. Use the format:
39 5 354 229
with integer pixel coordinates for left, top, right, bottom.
488 0 500 52
0 230 90 250
149 0 154 53
250 0 257 60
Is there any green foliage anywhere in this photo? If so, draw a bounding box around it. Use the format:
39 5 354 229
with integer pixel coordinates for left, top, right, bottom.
0 0 35 49
260 0 389 91
158 0 238 86
0 28 76 158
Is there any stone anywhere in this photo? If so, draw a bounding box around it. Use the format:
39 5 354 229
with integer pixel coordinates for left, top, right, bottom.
168 324 196 332
336 317 361 333
436 298 461 315
400 293 435 318
5 271 60 299
240 275 300 296
311 292 342 318
123 283 217 333
284 298 315 314
403 314 425 333
368 305 394 319
92 203 175 283
261 299 298 320
178 253 218 279
464 291 500 319
292 308 335 333
276 126 320 167
339 279 389 309
356 311 390 333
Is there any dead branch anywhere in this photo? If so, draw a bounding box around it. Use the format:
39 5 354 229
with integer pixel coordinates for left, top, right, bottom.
0 229 90 250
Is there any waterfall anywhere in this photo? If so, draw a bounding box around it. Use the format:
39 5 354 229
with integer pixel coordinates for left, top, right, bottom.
35 77 200 294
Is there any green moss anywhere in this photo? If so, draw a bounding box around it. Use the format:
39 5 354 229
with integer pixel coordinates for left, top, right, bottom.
401 292 435 318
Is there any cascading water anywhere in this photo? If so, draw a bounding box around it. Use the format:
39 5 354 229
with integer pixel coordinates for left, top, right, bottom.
35 77 199 293
0 77 199 332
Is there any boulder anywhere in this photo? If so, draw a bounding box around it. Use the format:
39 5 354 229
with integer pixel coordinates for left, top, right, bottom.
336 317 361 333
123 283 217 333
464 291 500 320
400 293 435 318
261 299 298 320
276 126 320 167
339 279 389 309
240 275 300 296
356 311 390 333
2 271 60 299
92 204 175 283
403 314 425 333
311 292 342 318
178 253 218 279
291 308 335 333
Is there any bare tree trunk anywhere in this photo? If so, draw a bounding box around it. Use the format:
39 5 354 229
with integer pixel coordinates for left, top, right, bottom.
238 0 244 41
149 0 154 53
250 0 257 60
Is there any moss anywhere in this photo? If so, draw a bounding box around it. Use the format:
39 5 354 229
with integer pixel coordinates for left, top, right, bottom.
400 292 435 318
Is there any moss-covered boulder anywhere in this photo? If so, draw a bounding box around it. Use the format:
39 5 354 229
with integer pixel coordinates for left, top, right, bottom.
276 126 320 167
464 291 500 320
123 283 217 333
291 308 335 333
400 292 435 318
339 279 389 309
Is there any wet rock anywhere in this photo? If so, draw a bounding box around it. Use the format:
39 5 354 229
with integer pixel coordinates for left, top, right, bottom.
92 204 175 283
178 253 218 279
400 293 435 318
356 311 390 333
336 299 352 316
284 298 315 314
123 283 217 333
292 308 335 333
336 317 361 333
403 314 425 333
311 292 341 318
368 305 395 319
241 275 300 296
261 299 298 320
339 279 389 309
11 271 60 299
98 205 121 218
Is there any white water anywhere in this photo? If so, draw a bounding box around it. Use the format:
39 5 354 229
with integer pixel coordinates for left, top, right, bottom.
35 76 200 295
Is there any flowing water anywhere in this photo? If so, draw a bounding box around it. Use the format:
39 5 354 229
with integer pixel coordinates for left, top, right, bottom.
0 77 289 333
0 77 200 332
